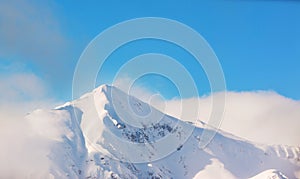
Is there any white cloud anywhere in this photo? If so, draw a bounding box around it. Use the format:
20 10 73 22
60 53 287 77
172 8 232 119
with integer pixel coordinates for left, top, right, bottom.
0 113 52 178
0 0 72 88
0 73 46 100
159 91 300 146
0 71 60 177
0 71 59 115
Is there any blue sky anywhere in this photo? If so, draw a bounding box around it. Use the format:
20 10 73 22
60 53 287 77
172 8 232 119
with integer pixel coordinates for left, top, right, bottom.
1 0 300 101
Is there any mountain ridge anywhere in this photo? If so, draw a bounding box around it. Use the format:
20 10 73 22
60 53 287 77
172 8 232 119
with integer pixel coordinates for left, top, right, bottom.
23 84 300 178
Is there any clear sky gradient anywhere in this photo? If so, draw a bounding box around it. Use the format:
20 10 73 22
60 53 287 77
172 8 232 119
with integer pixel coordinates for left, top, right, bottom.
0 0 299 101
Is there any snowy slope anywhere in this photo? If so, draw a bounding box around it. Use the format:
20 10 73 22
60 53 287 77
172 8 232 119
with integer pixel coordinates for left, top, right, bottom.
249 169 288 179
23 85 300 179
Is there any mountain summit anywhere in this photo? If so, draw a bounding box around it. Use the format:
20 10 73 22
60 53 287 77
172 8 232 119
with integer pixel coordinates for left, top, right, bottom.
24 85 299 178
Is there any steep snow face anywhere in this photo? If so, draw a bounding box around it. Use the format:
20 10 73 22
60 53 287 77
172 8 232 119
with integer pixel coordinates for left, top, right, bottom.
74 85 194 164
21 85 300 178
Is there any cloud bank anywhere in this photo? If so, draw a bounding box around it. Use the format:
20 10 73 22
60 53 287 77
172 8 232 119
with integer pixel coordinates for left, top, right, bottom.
0 71 60 177
160 91 300 146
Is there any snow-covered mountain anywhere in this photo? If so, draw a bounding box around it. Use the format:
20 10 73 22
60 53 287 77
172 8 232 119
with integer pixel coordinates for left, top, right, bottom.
23 85 300 178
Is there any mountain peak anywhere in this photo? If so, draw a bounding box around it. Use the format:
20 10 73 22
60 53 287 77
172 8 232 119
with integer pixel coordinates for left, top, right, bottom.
24 84 300 178
92 84 112 94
